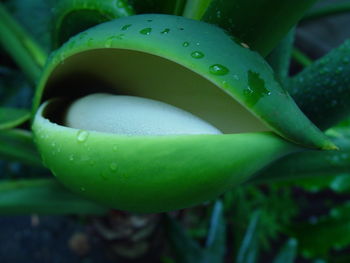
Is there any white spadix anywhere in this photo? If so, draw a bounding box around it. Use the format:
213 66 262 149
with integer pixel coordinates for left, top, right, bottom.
64 93 222 135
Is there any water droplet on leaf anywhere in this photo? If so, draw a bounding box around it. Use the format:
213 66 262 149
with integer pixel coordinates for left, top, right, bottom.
243 71 270 106
121 24 132 31
77 130 89 142
161 28 170 34
191 51 204 59
209 64 229 75
140 28 152 35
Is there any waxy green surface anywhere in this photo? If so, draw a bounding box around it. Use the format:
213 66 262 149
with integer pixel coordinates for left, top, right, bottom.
33 101 298 212
34 14 334 149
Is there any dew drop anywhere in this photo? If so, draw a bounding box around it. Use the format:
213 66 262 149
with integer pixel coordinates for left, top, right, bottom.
104 35 124 47
182 41 190 47
161 28 170 34
191 51 205 59
77 130 89 142
209 64 229 75
243 71 270 106
222 80 229 89
110 162 118 172
105 36 115 47
69 154 74 161
140 28 152 35
121 24 132 31
240 42 250 49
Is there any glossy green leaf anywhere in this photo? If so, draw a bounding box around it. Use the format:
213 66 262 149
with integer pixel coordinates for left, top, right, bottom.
202 0 318 56
52 0 134 48
0 129 42 167
287 39 350 130
0 178 108 215
33 14 334 150
0 107 30 130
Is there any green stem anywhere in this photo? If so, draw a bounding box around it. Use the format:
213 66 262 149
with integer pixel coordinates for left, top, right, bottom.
287 39 350 130
0 3 47 83
303 2 350 22
182 0 212 20
292 47 313 68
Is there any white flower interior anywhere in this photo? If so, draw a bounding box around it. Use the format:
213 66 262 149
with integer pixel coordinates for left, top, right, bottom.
64 93 222 135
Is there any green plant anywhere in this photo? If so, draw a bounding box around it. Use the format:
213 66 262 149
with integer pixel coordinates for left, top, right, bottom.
1 0 350 262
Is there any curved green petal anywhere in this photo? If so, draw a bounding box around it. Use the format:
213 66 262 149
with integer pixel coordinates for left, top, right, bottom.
33 100 298 213
33 14 334 149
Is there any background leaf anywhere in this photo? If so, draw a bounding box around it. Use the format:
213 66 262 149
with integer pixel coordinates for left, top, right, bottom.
0 129 43 167
0 178 108 214
0 107 30 130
